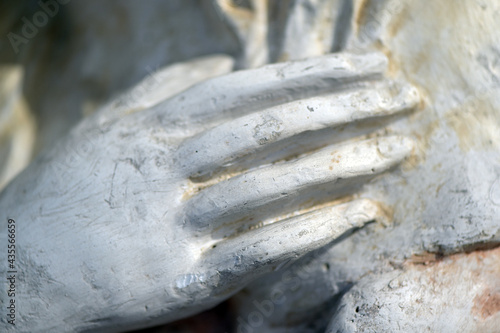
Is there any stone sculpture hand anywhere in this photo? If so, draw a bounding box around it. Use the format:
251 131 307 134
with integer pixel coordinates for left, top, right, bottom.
0 53 419 332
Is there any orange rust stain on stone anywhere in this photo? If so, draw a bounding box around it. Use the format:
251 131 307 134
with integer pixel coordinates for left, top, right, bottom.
407 252 444 265
387 3 410 38
355 0 371 30
406 245 500 268
331 155 341 163
373 41 399 77
445 96 500 152
473 289 500 319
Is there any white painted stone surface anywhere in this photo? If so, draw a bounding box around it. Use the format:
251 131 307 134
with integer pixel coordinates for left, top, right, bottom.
0 1 499 332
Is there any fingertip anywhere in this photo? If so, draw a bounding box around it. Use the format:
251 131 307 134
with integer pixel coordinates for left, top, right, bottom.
343 198 387 228
376 136 415 161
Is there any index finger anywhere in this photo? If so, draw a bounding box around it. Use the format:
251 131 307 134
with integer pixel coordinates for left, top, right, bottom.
151 52 387 127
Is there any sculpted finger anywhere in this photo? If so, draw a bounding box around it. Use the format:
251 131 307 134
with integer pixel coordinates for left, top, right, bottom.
203 199 384 286
185 136 413 233
152 52 387 127
176 81 419 177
